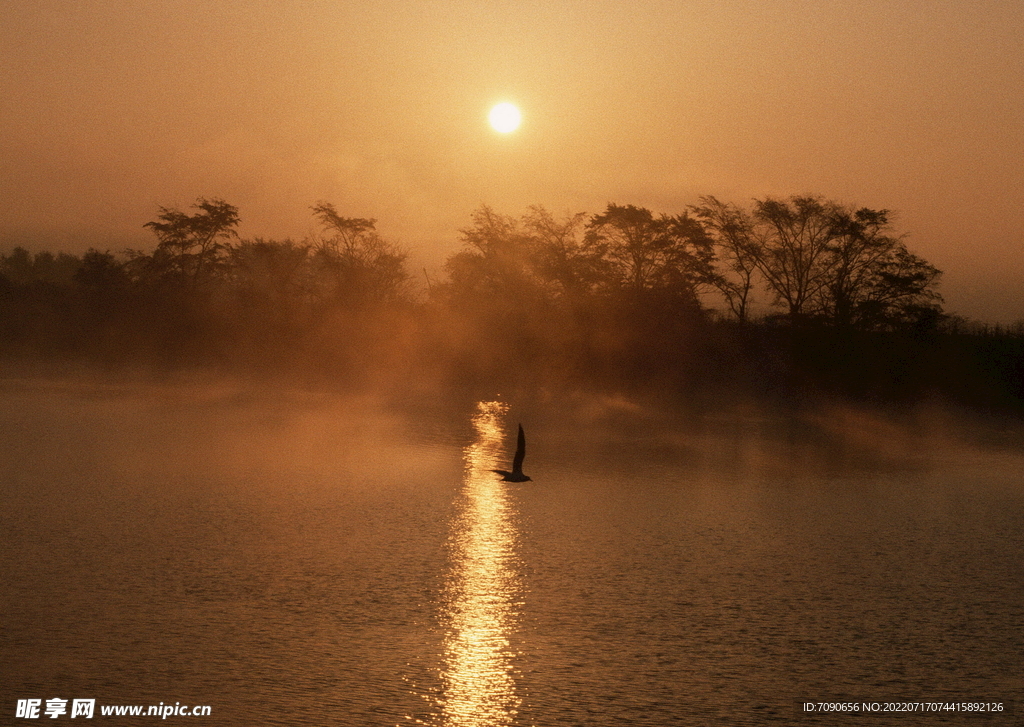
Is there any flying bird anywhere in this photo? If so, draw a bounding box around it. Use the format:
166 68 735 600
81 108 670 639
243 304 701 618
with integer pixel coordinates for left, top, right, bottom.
492 424 531 482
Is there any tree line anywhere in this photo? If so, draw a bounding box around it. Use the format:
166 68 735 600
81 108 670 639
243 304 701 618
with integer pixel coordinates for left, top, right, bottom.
439 196 943 330
2 194 945 328
2 194 1021 410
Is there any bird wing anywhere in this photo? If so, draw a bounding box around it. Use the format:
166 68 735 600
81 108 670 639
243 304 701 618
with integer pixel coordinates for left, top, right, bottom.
512 424 526 474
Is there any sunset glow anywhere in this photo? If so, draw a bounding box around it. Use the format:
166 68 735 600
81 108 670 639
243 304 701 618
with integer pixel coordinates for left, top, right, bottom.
2 1 1023 322
4 3 1024 719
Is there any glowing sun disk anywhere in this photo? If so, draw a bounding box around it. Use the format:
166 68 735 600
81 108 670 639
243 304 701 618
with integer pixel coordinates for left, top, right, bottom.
488 103 521 133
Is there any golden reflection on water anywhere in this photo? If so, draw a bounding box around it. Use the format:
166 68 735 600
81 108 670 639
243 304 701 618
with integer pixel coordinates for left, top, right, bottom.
439 401 522 726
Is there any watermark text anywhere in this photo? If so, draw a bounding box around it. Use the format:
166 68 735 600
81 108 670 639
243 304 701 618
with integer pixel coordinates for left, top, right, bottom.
16 699 212 719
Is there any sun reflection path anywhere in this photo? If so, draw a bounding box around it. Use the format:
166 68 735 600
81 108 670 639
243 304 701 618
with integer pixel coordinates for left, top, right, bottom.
439 401 522 727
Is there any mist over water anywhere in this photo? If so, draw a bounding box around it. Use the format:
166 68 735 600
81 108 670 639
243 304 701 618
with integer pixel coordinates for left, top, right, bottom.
1 378 1022 725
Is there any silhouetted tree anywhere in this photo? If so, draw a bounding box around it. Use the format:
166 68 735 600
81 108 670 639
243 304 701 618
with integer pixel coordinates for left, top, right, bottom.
228 239 311 325
852 245 943 331
65 250 133 354
522 206 610 300
140 198 239 289
691 196 759 323
0 247 37 286
29 250 81 286
585 204 715 311
435 205 574 386
0 247 81 287
310 202 409 307
0 247 84 354
441 205 543 303
748 196 840 321
696 195 943 330
74 250 129 300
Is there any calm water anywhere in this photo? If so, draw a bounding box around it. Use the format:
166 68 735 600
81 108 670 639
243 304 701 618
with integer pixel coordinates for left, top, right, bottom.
1 380 1023 725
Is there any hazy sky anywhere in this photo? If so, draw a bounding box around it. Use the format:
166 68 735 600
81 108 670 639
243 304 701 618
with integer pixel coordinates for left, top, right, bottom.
2 0 1022 320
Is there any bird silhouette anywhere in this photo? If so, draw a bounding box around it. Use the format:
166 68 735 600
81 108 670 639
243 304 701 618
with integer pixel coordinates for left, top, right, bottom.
492 423 531 482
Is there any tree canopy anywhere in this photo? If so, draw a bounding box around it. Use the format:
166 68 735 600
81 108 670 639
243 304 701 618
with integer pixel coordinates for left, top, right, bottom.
140 198 240 289
693 195 943 329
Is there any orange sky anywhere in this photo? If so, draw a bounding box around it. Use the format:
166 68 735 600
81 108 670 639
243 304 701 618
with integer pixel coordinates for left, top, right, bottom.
2 0 1022 320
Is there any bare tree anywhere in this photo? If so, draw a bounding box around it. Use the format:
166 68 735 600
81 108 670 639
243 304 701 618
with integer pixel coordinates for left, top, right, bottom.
695 195 943 329
749 196 841 321
691 196 759 323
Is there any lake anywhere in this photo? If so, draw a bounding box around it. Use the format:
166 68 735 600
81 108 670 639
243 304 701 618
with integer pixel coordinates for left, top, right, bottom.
1 379 1022 725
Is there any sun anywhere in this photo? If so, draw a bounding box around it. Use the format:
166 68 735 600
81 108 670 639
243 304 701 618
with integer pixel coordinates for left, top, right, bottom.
488 103 521 133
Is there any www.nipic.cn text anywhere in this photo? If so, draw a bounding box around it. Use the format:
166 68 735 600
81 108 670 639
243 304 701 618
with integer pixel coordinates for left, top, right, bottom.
15 699 212 719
